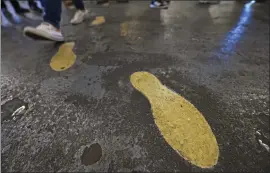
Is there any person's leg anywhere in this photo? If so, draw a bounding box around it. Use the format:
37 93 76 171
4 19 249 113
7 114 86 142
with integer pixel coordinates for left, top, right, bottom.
63 0 74 9
1 1 13 26
42 0 62 29
28 0 43 13
2 0 14 19
2 0 7 9
27 0 36 7
116 0 129 3
10 0 30 14
70 0 88 24
72 0 85 10
23 0 64 41
150 0 167 8
1 8 12 26
96 0 109 6
9 0 21 11
40 0 45 8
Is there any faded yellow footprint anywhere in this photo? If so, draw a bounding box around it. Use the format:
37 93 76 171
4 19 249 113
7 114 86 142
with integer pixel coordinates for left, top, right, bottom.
130 71 219 168
120 22 128 36
50 42 76 71
91 16 105 26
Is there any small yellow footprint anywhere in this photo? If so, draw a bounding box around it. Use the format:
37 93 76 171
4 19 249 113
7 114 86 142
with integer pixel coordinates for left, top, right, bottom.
50 42 76 71
120 22 128 36
91 16 105 26
130 71 219 168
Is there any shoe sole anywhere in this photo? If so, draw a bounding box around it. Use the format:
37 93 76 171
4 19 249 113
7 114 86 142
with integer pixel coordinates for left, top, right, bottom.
96 2 110 7
150 5 168 9
24 27 64 42
67 6 75 9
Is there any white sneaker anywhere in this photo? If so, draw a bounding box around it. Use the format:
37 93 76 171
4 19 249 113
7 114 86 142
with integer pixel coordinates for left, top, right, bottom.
70 10 89 25
150 1 161 7
150 1 167 9
67 5 75 10
23 22 64 42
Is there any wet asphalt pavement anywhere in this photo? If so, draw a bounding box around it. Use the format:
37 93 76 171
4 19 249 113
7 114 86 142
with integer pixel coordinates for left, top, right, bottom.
1 1 270 172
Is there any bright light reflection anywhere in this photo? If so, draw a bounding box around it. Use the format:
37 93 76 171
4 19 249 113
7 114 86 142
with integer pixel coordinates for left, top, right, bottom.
219 0 255 59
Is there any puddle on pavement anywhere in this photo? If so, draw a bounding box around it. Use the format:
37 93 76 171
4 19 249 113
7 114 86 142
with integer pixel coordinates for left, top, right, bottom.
255 130 270 152
130 71 219 168
91 16 105 26
1 98 28 122
81 143 102 166
50 42 76 71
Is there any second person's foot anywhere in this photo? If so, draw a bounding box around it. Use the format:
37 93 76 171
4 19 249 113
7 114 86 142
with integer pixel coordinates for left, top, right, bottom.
70 10 89 25
96 0 109 6
15 7 30 14
150 1 168 9
30 4 43 14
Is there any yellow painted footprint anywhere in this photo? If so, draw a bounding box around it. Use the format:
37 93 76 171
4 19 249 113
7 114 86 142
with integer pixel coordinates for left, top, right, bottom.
120 22 128 36
130 71 219 168
91 16 105 26
50 42 76 71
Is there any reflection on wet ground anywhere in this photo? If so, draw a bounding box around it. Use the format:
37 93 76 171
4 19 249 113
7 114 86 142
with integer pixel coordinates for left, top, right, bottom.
218 0 255 59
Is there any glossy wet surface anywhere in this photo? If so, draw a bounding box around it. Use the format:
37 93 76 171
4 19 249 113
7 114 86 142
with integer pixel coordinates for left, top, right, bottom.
1 1 269 172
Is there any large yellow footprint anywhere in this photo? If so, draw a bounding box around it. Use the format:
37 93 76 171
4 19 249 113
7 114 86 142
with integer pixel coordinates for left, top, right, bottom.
130 71 219 168
50 42 76 71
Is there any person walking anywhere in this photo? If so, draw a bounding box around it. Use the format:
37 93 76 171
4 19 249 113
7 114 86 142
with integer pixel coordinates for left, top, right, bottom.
150 0 168 8
96 0 129 6
69 0 88 25
199 0 220 4
1 0 43 14
63 0 75 9
28 0 43 13
2 0 29 14
23 0 88 41
23 0 64 41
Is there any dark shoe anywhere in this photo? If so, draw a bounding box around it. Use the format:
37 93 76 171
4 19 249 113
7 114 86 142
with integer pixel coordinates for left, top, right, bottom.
150 1 168 9
255 0 266 2
1 10 13 27
2 8 12 18
116 0 129 3
96 0 109 6
15 8 30 14
30 5 43 14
